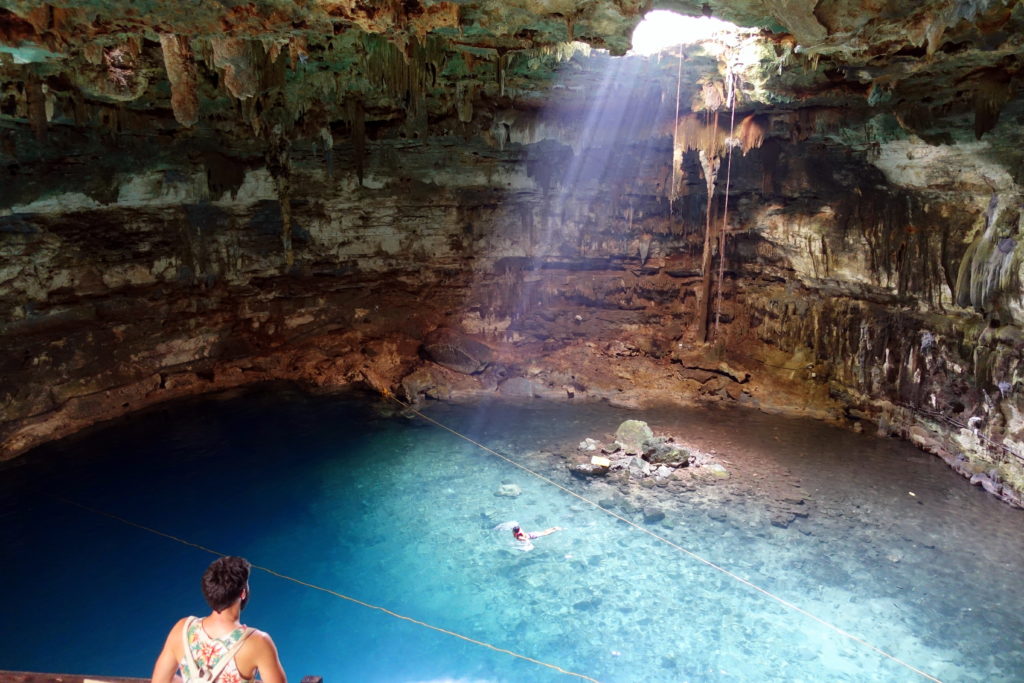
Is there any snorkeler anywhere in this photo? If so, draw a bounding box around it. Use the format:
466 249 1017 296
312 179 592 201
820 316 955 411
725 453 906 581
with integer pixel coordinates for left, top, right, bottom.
512 524 562 542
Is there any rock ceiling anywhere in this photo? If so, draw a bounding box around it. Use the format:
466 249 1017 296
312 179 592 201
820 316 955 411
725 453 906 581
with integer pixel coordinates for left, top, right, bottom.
0 0 1021 159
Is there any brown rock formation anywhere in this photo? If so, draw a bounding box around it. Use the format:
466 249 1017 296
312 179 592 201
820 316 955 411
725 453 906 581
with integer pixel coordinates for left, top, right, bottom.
2 0 1024 505
159 34 199 127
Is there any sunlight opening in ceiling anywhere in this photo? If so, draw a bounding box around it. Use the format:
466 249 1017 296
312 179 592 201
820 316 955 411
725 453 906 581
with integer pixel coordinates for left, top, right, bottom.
629 10 743 55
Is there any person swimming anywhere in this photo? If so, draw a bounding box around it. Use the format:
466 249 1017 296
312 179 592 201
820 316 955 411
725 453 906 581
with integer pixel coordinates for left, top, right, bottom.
512 524 562 542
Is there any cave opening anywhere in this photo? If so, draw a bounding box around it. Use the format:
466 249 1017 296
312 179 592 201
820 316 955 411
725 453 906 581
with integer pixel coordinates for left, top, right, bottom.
629 11 745 56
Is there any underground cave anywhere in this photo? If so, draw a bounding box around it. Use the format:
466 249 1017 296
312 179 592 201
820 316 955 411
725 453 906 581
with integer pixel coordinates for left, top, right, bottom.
1 1 1024 681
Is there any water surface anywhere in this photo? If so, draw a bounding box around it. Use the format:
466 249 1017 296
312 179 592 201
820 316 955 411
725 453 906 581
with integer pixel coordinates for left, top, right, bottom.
1 384 1021 682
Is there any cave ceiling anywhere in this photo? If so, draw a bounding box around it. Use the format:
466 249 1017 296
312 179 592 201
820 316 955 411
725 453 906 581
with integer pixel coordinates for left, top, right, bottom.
0 0 1021 188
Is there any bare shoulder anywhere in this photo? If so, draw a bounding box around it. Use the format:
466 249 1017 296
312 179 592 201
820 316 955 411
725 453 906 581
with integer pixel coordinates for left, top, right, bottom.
246 628 279 650
163 617 191 659
242 628 286 683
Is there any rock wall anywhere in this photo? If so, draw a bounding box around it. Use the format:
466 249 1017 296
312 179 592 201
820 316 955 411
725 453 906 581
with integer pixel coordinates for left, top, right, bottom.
2 20 1024 507
4 115 1024 507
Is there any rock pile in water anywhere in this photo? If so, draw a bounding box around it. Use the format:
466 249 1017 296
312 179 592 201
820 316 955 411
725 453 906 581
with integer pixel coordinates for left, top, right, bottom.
568 419 724 482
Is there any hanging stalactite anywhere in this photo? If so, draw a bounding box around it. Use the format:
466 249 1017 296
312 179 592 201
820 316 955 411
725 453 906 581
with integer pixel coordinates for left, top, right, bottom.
955 193 1022 313
669 43 684 221
25 73 47 142
159 33 199 127
495 48 507 97
346 95 366 186
264 124 294 268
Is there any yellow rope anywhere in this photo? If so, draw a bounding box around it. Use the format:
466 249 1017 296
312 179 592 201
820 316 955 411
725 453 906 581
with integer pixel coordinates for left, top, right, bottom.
54 496 598 683
385 395 944 683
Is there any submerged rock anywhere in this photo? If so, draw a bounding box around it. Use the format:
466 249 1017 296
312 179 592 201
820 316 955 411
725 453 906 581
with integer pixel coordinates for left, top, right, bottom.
770 512 796 528
496 483 521 497
643 506 665 524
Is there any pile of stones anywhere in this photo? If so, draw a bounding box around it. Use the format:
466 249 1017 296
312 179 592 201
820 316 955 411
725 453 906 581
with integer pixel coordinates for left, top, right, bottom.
568 419 726 482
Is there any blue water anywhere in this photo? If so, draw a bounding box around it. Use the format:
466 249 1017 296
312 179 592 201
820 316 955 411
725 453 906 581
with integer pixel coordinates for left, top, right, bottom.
1 384 1023 682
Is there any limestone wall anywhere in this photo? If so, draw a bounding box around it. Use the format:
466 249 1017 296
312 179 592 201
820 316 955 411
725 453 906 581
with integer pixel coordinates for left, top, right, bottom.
4 120 1024 507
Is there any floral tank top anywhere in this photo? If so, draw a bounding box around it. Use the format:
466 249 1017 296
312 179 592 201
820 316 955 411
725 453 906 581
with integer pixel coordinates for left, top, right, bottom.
180 616 254 683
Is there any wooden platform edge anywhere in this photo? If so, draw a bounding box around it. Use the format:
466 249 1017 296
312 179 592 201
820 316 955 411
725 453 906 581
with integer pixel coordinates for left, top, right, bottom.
0 672 149 683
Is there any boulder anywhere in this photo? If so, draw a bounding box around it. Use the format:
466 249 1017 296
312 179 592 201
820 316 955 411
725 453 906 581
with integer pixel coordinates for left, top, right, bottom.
422 328 493 374
704 463 730 479
578 437 600 451
626 455 651 477
615 419 654 454
570 462 609 478
498 377 538 397
970 472 1003 495
654 465 674 478
645 438 690 465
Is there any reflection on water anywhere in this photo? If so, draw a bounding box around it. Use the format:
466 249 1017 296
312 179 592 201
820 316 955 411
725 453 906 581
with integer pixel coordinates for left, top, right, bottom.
0 385 1021 682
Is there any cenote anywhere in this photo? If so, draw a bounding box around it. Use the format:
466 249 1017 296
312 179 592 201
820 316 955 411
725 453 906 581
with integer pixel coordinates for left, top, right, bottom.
1 385 1022 682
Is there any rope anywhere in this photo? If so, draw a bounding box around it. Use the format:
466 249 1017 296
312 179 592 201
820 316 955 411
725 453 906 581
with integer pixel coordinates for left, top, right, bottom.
53 496 599 683
715 71 737 339
670 42 684 223
385 394 944 683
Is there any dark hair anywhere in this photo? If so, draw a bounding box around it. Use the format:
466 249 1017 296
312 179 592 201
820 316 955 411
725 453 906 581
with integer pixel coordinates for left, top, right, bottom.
201 556 251 612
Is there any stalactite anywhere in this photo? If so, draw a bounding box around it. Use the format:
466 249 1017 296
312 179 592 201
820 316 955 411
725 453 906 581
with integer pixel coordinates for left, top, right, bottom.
210 37 259 100
639 233 652 265
361 32 446 133
42 84 55 122
670 43 684 209
265 129 293 268
25 73 46 142
697 145 720 343
320 126 334 179
973 71 1012 139
496 48 506 97
530 42 591 63
735 114 767 155
456 82 474 123
347 96 366 186
159 34 199 127
673 114 726 161
955 194 1021 312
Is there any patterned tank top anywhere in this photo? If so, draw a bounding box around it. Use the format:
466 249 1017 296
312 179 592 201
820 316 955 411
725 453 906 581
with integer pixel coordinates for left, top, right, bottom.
180 616 255 683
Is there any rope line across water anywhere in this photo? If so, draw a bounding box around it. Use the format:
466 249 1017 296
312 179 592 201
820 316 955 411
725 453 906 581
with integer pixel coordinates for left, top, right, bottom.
54 496 598 683
385 393 944 683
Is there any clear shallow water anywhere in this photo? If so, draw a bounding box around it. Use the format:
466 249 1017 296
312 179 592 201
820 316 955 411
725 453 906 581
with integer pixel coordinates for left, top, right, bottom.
1 384 1023 682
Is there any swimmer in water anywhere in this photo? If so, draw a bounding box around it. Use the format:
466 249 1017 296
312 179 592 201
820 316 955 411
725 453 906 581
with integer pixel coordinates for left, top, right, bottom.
512 524 562 542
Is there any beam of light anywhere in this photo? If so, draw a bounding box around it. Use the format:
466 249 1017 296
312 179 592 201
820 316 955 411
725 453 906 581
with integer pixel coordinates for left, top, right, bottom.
629 10 743 55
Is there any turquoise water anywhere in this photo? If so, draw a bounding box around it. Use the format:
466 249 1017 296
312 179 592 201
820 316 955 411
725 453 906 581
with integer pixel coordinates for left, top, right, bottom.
1 384 1022 682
